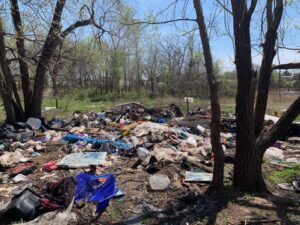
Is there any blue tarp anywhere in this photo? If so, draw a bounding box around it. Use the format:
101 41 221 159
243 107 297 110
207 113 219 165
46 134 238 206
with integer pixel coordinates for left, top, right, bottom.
63 134 132 151
75 173 116 213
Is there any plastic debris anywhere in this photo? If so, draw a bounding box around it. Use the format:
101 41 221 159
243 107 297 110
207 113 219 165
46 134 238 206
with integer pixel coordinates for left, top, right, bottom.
12 174 28 183
75 173 116 213
265 147 284 159
63 134 132 151
185 171 213 182
1 188 41 221
149 174 170 191
32 152 41 158
26 118 42 130
59 152 107 168
137 147 152 166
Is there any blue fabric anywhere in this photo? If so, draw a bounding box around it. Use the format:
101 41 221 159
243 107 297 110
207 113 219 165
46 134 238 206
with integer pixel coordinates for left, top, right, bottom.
63 134 132 151
74 173 116 213
157 118 166 123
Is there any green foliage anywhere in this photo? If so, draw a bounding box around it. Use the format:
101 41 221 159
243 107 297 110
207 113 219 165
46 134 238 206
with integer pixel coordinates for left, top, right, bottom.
193 51 203 60
75 92 85 101
294 77 300 90
266 164 300 184
270 71 295 89
72 88 150 103
145 14 155 23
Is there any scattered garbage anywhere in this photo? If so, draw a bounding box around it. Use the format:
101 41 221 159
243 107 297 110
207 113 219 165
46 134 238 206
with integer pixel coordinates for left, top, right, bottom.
185 171 213 182
0 150 28 167
137 147 152 166
149 174 170 191
75 173 116 213
63 134 132 151
265 147 284 160
1 188 42 221
43 161 58 172
0 102 298 224
26 118 42 130
278 177 300 192
10 162 35 176
59 152 107 168
12 174 28 183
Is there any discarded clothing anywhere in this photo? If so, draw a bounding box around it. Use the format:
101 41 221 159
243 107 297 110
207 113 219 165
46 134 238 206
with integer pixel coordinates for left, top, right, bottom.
74 173 116 213
3 130 34 143
63 134 132 151
43 161 58 172
0 150 29 167
10 163 35 176
43 176 77 208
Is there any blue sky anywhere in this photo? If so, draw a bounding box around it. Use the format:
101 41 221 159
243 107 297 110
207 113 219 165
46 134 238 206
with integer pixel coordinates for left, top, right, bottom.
126 0 300 71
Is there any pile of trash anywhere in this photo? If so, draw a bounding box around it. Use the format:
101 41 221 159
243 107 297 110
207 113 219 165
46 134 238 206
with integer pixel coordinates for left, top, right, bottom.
0 102 299 224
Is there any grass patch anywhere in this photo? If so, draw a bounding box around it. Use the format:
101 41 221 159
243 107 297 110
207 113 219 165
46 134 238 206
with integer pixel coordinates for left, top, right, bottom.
242 193 256 201
0 91 299 122
266 164 300 184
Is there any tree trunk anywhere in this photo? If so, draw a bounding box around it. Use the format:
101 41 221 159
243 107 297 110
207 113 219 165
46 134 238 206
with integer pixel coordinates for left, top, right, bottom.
193 0 224 190
52 63 59 98
10 0 31 115
0 18 17 123
254 0 283 137
123 64 128 92
234 146 267 191
230 0 267 192
257 96 300 151
30 0 66 117
0 75 16 124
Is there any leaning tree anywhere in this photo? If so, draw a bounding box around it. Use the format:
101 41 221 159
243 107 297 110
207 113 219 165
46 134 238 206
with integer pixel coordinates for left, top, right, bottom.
229 0 300 191
0 0 116 123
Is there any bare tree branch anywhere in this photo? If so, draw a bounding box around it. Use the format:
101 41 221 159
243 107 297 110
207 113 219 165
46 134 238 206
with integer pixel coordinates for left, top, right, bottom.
121 18 196 26
278 45 300 52
61 19 93 38
272 62 300 70
257 96 300 151
216 0 233 15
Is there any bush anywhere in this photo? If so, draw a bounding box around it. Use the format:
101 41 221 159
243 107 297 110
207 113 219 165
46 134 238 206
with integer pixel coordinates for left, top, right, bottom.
75 92 85 101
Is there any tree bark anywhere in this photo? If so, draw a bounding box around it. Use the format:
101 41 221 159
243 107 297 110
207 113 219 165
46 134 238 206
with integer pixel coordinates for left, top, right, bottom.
193 0 224 190
0 18 17 123
254 0 283 137
257 96 300 151
10 0 31 115
30 0 66 117
230 0 268 192
272 63 300 70
0 70 16 124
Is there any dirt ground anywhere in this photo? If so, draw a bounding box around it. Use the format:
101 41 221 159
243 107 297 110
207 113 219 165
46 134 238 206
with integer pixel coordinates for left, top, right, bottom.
1 148 299 225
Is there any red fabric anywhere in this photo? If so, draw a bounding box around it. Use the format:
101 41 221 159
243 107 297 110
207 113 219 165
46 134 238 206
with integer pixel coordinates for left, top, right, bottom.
43 161 58 172
10 163 35 175
39 198 61 210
